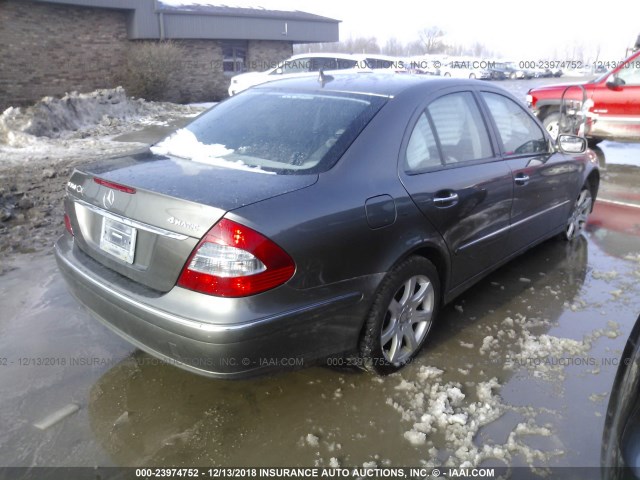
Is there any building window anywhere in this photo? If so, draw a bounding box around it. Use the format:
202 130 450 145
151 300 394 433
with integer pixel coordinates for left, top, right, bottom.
222 41 247 76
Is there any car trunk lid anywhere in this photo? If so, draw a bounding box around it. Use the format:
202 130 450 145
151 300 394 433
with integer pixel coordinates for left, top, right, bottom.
65 151 317 292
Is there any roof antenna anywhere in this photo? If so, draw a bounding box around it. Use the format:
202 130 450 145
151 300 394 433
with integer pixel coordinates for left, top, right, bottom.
318 68 334 87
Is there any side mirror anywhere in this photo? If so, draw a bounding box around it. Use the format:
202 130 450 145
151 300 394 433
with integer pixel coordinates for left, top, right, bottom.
606 75 625 89
557 134 587 154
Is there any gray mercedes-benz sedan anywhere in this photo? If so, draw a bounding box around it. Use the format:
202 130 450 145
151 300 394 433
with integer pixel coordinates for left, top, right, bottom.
55 74 599 378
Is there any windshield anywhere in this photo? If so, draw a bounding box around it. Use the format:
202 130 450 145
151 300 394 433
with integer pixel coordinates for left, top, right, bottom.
152 89 386 175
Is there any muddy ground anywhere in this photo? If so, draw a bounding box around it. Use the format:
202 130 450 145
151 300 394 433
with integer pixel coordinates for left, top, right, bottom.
0 88 206 272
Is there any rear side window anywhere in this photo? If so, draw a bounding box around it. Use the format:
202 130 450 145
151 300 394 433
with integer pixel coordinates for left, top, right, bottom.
336 58 358 70
426 92 493 164
366 58 395 69
405 113 441 172
481 92 548 155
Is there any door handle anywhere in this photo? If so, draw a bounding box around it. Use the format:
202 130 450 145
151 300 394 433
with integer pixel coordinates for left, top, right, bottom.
515 174 530 186
433 192 459 207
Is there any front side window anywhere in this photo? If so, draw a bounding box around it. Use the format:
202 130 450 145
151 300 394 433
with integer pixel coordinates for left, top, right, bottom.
426 92 493 164
481 92 548 155
617 59 640 86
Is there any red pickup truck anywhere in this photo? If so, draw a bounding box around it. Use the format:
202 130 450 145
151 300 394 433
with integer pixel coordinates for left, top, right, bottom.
526 47 640 145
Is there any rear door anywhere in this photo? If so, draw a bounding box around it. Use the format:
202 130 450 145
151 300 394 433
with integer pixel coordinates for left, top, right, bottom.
478 90 580 255
399 89 513 288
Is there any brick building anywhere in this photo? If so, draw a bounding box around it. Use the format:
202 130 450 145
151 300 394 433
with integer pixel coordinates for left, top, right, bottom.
0 0 339 109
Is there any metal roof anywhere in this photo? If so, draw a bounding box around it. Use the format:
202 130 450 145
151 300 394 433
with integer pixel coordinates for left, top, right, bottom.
34 0 340 42
156 3 338 23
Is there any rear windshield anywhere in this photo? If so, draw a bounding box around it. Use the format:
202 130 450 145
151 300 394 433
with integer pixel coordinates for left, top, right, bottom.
152 89 386 175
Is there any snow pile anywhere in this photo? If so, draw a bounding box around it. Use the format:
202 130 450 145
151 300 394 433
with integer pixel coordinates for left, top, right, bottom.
151 129 275 174
386 367 560 468
0 87 202 148
0 88 137 145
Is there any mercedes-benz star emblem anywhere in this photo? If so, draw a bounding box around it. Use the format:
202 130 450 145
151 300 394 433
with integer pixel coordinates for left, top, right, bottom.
103 189 115 209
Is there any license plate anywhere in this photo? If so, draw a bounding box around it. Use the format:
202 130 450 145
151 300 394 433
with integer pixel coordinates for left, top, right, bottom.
99 216 137 264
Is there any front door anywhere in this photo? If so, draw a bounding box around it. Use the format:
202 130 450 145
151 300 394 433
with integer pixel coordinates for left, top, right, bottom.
590 53 640 140
479 90 580 255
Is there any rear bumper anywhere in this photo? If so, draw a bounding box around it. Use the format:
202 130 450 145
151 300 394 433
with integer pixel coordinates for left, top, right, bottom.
55 235 370 378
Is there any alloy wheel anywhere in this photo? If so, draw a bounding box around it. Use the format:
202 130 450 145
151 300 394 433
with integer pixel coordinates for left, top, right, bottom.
566 188 592 240
380 275 434 365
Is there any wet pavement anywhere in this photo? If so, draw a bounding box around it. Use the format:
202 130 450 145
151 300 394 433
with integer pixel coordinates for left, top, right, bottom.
1 79 639 470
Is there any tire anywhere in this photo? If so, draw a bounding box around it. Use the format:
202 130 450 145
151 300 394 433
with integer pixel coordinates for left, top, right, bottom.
564 186 593 241
542 112 561 140
587 138 603 148
359 256 440 375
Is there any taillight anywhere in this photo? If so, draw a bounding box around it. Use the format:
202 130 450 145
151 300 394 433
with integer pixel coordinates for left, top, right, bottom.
64 213 74 236
177 219 295 297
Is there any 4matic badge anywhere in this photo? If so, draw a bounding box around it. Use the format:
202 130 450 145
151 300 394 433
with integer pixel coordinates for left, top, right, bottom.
167 216 201 232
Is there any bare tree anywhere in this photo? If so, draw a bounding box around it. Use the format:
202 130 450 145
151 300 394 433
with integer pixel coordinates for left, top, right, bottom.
294 30 503 60
342 36 381 54
382 37 405 56
405 40 424 56
419 26 446 54
294 36 380 55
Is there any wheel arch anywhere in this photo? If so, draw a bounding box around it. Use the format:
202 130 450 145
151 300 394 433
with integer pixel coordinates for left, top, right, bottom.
380 241 450 307
537 103 560 120
586 168 600 209
408 244 449 301
355 241 450 348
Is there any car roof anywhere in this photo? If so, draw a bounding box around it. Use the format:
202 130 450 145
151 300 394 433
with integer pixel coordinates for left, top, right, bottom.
252 73 482 98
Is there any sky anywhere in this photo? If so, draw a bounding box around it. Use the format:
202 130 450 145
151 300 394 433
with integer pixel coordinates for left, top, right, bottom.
162 0 639 60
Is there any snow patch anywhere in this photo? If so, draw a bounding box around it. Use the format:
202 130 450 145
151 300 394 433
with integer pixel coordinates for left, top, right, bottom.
151 129 274 174
305 433 320 447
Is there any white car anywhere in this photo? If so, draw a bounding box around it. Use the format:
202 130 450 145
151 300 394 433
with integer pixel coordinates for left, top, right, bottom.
353 54 406 73
228 53 362 96
440 58 491 80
